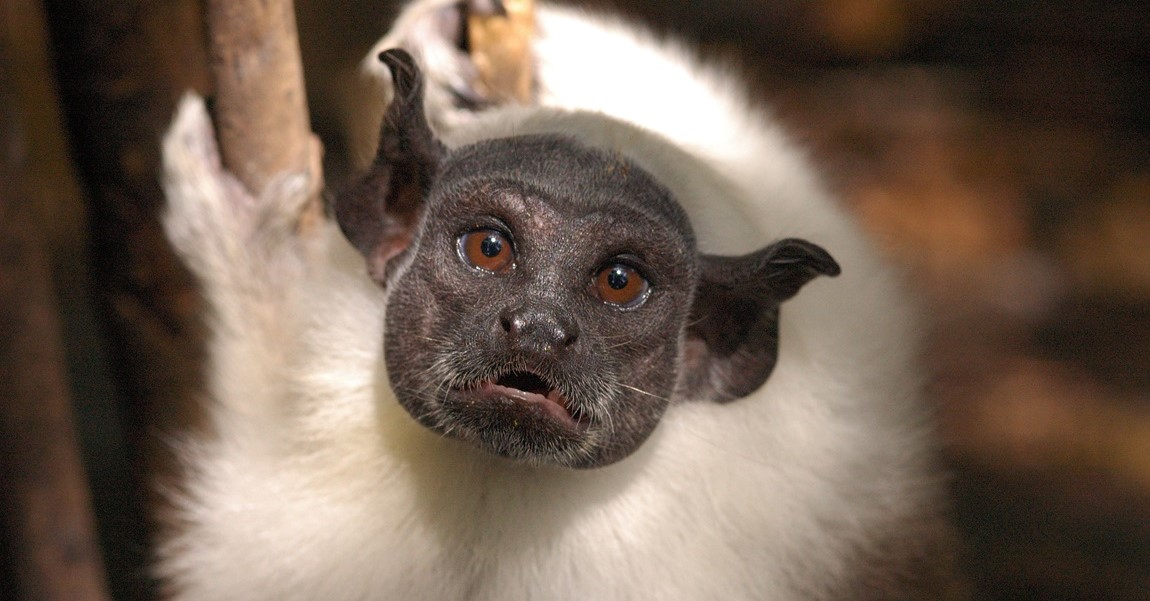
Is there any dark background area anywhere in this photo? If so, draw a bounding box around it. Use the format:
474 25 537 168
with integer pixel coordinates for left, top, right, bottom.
2 0 1148 599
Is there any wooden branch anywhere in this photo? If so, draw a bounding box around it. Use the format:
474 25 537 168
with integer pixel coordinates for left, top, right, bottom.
39 2 212 598
206 0 324 230
0 80 111 601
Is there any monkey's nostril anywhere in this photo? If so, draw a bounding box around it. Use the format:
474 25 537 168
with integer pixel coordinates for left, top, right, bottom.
500 314 514 334
562 331 578 347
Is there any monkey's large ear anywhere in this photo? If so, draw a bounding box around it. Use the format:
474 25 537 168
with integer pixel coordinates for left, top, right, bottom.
681 238 840 402
334 48 446 284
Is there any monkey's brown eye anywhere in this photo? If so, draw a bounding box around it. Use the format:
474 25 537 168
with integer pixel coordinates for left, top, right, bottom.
459 229 514 272
594 264 650 308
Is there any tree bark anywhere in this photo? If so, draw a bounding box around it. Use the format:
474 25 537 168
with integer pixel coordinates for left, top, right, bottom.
41 1 211 598
0 58 112 601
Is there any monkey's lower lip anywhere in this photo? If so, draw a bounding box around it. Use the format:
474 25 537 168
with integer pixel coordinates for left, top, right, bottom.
472 376 584 431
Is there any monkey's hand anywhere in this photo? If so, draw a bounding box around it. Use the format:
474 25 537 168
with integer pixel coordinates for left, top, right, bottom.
162 94 316 292
161 94 319 412
366 0 497 131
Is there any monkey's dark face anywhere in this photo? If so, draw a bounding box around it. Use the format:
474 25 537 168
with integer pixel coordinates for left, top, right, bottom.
336 49 840 470
383 137 698 468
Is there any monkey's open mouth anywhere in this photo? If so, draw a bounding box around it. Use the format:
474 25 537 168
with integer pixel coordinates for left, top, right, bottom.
472 370 586 431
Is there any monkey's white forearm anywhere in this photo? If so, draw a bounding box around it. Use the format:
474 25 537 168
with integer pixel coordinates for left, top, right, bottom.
161 95 319 415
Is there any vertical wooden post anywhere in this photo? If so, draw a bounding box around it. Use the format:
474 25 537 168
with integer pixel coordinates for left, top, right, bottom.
0 85 112 601
40 1 211 597
205 0 324 229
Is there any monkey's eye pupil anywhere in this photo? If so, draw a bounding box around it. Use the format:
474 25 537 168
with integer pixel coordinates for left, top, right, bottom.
480 236 502 258
606 268 628 290
459 228 514 273
594 263 649 308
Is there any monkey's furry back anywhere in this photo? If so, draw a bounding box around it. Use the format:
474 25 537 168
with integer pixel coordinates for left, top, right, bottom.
158 2 959 599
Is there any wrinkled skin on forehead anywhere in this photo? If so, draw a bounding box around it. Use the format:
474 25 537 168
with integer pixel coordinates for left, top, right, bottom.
335 49 840 468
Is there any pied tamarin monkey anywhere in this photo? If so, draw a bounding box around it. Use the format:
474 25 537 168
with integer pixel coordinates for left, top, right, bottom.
157 0 966 598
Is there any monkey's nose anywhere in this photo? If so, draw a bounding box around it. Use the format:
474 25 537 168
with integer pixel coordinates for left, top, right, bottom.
498 306 579 354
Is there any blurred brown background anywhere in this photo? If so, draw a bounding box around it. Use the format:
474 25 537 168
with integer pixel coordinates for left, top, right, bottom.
1 0 1147 599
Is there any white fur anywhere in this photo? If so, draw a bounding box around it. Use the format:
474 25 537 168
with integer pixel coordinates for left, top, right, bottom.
159 3 943 599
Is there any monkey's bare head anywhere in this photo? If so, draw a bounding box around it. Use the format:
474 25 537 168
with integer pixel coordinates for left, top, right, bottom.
335 50 840 468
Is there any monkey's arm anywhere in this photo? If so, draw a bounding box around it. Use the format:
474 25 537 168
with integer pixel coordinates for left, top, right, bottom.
161 96 316 415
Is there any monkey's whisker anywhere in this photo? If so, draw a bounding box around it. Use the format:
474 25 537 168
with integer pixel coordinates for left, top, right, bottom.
618 383 669 401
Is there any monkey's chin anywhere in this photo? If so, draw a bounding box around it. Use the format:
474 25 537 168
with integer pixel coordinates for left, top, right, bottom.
474 379 586 431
